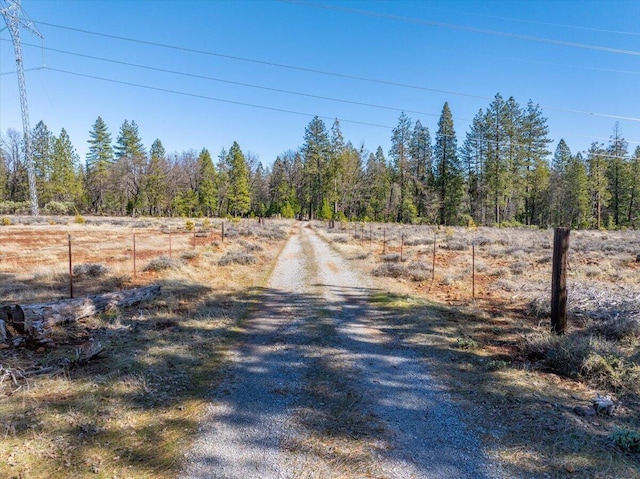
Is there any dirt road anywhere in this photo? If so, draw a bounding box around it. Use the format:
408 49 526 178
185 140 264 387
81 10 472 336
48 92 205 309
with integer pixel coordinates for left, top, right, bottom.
180 223 503 479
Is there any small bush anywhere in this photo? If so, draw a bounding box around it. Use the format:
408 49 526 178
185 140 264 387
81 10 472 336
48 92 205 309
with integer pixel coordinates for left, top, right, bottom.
510 261 528 276
588 317 640 341
143 256 185 272
486 359 510 371
611 428 640 453
404 237 432 246
72 263 110 278
372 262 406 278
407 260 431 281
74 214 86 224
455 337 479 350
218 251 256 266
185 220 195 231
443 239 469 251
380 253 401 262
43 201 71 215
180 250 199 260
331 235 350 244
239 240 264 252
1 217 11 226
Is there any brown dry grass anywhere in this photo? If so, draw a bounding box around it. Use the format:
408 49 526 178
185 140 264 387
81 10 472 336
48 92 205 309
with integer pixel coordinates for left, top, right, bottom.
0 216 291 479
318 221 640 479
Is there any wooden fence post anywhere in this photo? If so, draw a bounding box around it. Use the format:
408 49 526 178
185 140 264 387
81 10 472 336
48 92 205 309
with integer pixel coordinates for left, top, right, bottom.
432 232 437 282
383 227 386 254
472 239 475 300
68 234 73 299
400 232 404 263
133 233 137 279
221 221 225 242
169 231 172 259
551 227 570 335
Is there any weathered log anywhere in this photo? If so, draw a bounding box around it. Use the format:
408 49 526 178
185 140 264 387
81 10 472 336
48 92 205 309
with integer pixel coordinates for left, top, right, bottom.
5 285 160 338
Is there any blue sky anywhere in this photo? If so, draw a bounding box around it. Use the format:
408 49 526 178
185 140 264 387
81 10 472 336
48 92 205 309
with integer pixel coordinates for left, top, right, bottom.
1 0 639 166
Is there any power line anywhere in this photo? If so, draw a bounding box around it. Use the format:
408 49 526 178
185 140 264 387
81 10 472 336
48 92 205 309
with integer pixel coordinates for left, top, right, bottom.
8 39 460 121
44 66 393 129
31 19 640 123
402 2 640 37
40 67 640 152
281 0 640 57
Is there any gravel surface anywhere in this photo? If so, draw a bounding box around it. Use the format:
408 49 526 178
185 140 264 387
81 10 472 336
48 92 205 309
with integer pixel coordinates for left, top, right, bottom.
180 223 504 479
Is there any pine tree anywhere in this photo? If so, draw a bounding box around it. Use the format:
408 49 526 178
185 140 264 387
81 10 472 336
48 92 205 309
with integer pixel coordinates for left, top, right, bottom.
50 128 82 204
86 117 114 213
606 122 629 227
145 139 169 215
587 142 611 229
520 100 551 225
434 102 463 225
409 120 434 220
550 139 572 226
196 148 217 216
226 142 251 217
389 113 415 222
565 153 590 228
302 117 330 219
627 146 640 227
114 120 146 215
31 121 54 206
461 109 489 225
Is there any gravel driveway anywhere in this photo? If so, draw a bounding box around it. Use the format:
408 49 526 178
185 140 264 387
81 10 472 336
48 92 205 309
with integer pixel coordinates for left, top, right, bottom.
180 223 503 479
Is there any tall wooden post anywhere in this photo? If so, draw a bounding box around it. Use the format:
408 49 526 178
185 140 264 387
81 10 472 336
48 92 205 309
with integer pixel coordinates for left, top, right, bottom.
472 240 476 300
221 221 225 242
383 227 386 254
400 232 404 263
551 227 570 335
432 232 437 282
169 231 172 259
68 234 73 299
133 233 137 279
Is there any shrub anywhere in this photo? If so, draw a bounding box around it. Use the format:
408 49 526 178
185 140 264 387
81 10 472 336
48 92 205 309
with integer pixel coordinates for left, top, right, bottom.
74 214 86 224
331 235 350 244
185 220 195 231
611 428 640 453
455 337 479 350
239 239 264 252
588 317 640 341
43 201 71 215
1 217 11 226
218 251 256 266
442 239 469 251
380 253 401 262
72 263 110 278
372 262 406 278
510 261 528 276
407 260 431 281
143 256 185 272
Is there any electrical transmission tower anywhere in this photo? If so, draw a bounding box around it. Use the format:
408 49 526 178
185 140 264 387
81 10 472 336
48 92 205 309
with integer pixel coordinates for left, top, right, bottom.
1 0 42 216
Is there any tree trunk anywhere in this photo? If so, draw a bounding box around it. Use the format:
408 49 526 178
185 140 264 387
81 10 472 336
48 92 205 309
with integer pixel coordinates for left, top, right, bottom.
3 285 160 339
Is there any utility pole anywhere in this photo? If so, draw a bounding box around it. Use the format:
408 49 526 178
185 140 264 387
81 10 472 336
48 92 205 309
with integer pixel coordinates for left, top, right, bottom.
1 0 42 216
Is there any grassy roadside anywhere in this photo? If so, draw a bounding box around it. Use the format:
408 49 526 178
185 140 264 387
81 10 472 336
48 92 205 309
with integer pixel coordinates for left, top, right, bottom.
316 222 640 479
0 219 292 479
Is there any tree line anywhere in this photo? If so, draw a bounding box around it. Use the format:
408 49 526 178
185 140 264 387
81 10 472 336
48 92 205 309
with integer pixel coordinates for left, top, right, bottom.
1 93 638 228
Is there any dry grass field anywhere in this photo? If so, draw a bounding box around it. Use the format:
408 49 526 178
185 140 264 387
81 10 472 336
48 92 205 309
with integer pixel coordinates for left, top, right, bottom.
1 216 639 478
319 222 640 478
0 216 290 479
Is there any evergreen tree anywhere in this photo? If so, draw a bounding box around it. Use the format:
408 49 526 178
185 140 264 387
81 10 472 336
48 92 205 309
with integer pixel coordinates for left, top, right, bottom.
627 146 640 227
50 128 83 204
145 139 169 215
250 162 269 216
409 120 434 220
606 123 629 227
389 112 415 222
31 121 54 206
86 117 114 213
196 148 217 216
433 102 463 225
550 139 573 226
364 146 390 222
484 94 509 225
587 142 611 229
114 120 146 215
461 109 489 225
301 117 330 219
226 142 251 216
565 153 590 228
520 100 551 225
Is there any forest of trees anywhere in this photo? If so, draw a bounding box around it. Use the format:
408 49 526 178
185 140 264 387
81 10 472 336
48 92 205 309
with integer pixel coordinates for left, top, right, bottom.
1 93 639 229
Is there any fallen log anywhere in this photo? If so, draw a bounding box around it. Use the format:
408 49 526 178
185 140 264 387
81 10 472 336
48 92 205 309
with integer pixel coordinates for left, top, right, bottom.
4 285 160 339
